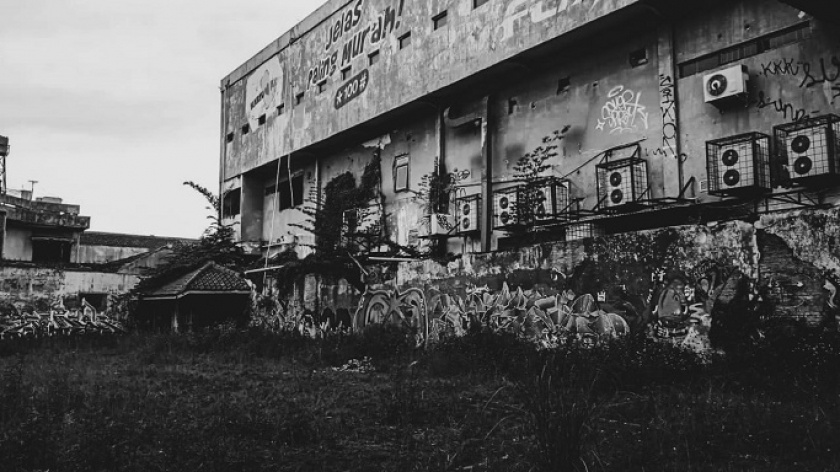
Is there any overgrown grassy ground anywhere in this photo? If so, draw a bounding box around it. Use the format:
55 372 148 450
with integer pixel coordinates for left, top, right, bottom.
1 326 839 472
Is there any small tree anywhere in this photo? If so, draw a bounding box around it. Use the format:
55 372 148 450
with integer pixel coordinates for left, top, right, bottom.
511 126 571 230
133 181 251 293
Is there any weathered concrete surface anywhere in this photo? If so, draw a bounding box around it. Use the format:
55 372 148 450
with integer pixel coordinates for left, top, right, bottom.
0 266 139 311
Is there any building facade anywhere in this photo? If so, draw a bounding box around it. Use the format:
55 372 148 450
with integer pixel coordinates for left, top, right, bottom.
221 0 840 337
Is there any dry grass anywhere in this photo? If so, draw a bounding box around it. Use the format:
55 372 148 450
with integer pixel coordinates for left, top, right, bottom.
1 327 838 472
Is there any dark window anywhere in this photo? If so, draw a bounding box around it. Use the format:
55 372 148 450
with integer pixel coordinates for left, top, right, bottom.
223 188 241 217
341 67 352 81
278 174 305 210
629 48 648 67
473 0 490 8
32 239 71 264
258 114 266 126
264 184 277 196
226 132 234 143
277 103 285 115
557 76 571 94
295 92 305 106
369 50 380 66
433 11 448 30
678 22 810 78
241 124 250 135
394 154 410 192
399 32 411 49
79 293 107 312
317 81 327 94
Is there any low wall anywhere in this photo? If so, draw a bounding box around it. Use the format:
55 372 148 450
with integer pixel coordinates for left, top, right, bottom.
272 208 840 345
0 266 140 312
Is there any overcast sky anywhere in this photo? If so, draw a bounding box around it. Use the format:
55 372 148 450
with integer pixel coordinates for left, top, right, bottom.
0 0 321 238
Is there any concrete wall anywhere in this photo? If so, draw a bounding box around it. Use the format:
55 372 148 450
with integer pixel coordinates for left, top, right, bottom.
221 0 648 178
0 266 139 311
4 227 33 261
72 245 149 264
272 208 840 342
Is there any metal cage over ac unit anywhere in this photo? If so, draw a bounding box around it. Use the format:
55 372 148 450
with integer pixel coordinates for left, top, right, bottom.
493 186 523 229
455 194 481 234
706 132 771 196
527 178 570 225
596 157 649 212
773 114 840 186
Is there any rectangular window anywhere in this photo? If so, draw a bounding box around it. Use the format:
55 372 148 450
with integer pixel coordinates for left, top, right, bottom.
433 11 448 30
368 50 380 66
277 103 285 115
393 154 410 192
399 32 411 49
258 114 266 126
226 132 234 143
341 67 352 81
241 124 250 135
295 92 305 106
278 174 305 210
32 239 71 264
473 0 490 9
317 81 327 94
223 188 241 217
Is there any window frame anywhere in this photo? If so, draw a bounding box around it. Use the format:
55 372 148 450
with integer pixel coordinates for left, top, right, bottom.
393 154 410 193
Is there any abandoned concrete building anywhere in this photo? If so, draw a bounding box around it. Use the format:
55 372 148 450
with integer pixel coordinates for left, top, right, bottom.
0 190 193 311
221 0 840 338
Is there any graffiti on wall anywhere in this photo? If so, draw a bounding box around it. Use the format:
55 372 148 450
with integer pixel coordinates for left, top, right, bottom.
307 0 405 89
754 55 840 122
0 299 126 340
596 85 650 134
498 0 605 41
659 74 678 157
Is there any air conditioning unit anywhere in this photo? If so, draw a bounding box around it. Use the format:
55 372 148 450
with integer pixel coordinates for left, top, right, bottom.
493 187 521 229
596 158 649 211
530 179 570 224
706 132 770 196
703 65 749 105
428 213 456 236
456 195 481 234
774 115 840 186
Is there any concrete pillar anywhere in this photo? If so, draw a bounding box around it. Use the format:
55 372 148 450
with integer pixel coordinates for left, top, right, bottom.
479 96 493 253
0 208 6 260
657 24 684 198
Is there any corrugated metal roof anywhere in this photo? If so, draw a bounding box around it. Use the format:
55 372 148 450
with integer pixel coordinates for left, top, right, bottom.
80 231 195 249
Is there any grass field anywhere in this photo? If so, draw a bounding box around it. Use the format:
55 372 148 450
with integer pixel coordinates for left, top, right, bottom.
1 326 839 472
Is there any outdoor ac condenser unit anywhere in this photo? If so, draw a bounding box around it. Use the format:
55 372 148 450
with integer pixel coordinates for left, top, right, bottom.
703 65 749 105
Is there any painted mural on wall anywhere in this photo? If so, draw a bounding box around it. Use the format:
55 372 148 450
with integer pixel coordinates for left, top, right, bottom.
498 0 605 41
306 0 405 89
246 56 284 130
0 299 126 340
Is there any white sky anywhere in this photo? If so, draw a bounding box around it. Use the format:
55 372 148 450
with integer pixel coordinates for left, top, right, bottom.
0 0 322 238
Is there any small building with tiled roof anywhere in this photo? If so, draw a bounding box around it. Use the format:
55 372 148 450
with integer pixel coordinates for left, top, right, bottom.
136 262 252 333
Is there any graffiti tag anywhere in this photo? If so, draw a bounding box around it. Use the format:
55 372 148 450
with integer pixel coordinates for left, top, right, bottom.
756 90 810 123
596 85 650 134
659 74 678 157
759 55 840 102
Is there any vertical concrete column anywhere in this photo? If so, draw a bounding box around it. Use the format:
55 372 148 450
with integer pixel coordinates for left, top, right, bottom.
0 209 6 260
657 24 684 198
479 96 493 253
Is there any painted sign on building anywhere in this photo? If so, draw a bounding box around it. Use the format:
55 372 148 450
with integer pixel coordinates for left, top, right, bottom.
246 57 284 130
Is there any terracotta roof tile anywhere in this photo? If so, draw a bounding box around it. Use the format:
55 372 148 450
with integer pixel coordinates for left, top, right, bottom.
145 262 250 298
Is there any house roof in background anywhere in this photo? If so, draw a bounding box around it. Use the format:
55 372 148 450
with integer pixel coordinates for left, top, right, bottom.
143 262 251 300
80 231 196 249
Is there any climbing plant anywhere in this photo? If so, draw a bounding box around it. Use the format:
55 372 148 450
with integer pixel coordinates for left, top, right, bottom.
510 126 571 234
